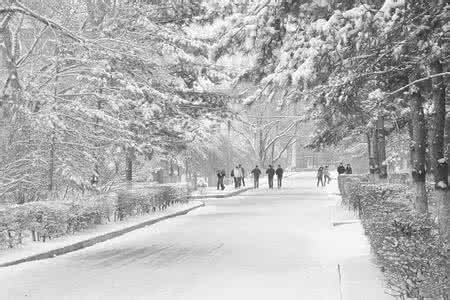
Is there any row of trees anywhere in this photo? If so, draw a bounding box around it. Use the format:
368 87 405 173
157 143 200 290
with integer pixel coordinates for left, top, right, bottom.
211 0 449 243
0 0 237 203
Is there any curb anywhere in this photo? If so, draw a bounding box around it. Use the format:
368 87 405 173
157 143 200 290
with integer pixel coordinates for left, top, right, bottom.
189 186 253 199
0 203 205 268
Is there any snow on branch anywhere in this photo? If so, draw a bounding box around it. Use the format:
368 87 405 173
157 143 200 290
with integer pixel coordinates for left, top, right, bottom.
387 72 450 96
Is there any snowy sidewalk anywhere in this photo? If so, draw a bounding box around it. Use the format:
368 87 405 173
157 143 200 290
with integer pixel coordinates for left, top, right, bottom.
0 201 204 267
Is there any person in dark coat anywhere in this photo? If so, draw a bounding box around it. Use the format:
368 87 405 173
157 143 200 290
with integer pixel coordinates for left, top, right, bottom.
251 165 262 188
216 169 225 190
275 165 284 188
266 165 275 189
317 166 324 187
345 164 353 174
337 162 346 175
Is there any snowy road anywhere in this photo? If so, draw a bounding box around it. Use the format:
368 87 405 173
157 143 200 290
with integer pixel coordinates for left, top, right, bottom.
1 173 393 300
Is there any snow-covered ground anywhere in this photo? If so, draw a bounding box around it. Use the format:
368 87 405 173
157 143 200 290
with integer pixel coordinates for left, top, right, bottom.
0 172 393 300
0 201 203 266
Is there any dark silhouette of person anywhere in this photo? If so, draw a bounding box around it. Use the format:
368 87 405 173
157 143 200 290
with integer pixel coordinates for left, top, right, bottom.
216 169 225 190
275 165 284 188
345 164 353 174
266 165 275 189
337 162 346 175
251 165 262 188
317 167 324 187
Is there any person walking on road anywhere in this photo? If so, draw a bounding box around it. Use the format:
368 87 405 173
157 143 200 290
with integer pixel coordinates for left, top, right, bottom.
275 165 284 188
266 165 275 189
323 166 331 185
345 164 353 174
317 166 324 187
251 165 262 188
239 164 246 187
231 165 242 188
216 169 225 190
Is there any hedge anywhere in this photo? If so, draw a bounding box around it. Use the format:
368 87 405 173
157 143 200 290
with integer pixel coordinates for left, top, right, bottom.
347 182 448 299
0 184 189 249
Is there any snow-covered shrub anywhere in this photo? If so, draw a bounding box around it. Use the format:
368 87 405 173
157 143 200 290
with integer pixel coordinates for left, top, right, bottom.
338 174 370 199
388 173 411 185
0 185 189 248
197 178 208 188
348 182 448 298
116 185 189 220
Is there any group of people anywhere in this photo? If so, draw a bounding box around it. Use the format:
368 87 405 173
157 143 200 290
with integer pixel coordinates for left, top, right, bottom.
337 162 353 175
316 163 353 187
216 164 284 190
316 166 331 187
260 165 284 189
230 164 246 188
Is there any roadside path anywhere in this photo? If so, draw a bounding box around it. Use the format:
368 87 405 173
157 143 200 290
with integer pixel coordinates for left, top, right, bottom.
0 173 392 300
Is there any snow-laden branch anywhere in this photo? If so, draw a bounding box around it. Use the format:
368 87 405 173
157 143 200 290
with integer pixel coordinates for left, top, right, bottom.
17 25 49 67
0 3 85 42
229 123 257 156
272 136 296 163
263 117 304 153
387 72 450 96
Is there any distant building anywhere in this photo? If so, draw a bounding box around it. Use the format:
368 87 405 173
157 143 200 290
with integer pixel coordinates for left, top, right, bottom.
295 146 335 170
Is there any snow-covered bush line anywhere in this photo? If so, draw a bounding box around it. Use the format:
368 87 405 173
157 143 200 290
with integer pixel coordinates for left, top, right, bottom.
347 182 448 299
0 185 189 249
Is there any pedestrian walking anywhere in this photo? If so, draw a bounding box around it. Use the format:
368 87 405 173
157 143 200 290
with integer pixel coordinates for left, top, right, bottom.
251 165 262 188
239 164 246 187
266 165 275 189
317 166 324 187
232 165 242 188
275 165 284 188
323 166 331 185
216 169 225 190
345 164 353 174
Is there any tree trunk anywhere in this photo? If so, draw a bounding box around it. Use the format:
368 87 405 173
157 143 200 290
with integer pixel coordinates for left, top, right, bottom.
367 132 376 181
185 158 189 180
125 147 134 181
372 128 380 181
408 120 414 169
48 134 55 191
376 115 387 179
0 12 21 112
410 87 428 213
49 45 59 191
431 60 449 247
259 118 264 167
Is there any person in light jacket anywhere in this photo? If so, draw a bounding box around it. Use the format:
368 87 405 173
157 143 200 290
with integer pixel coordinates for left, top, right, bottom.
232 165 242 188
323 166 331 185
239 164 246 187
